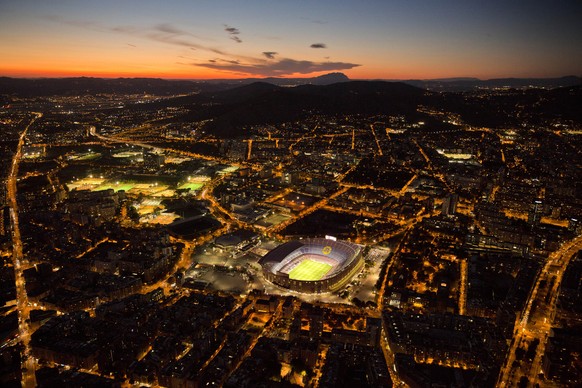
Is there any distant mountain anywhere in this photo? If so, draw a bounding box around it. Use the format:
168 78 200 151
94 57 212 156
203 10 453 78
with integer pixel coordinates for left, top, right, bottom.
427 77 481 82
136 79 581 138
404 76 581 91
3 74 578 96
0 77 207 97
0 73 351 97
532 84 582 122
164 80 428 137
3 75 579 137
203 82 283 103
482 76 581 89
200 72 350 87
310 72 351 85
427 84 582 127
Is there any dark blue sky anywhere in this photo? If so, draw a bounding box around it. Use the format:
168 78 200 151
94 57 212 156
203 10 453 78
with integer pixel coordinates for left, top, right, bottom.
1 0 580 78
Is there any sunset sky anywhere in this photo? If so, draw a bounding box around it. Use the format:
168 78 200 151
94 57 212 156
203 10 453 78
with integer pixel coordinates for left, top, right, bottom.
1 0 580 80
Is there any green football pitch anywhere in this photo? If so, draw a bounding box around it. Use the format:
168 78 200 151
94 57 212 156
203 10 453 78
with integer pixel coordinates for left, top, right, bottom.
177 182 204 191
288 259 332 281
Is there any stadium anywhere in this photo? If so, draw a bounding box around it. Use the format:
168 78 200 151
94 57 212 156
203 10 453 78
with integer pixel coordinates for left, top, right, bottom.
259 238 364 293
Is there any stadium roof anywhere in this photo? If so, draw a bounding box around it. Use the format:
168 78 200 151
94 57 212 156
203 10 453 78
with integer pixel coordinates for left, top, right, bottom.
258 240 305 265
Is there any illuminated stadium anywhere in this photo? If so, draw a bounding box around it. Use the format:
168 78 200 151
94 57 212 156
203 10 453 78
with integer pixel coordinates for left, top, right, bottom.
259 238 364 293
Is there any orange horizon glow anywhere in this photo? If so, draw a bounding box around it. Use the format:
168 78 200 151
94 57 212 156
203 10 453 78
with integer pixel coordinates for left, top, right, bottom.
1 66 567 81
1 2 580 83
0 67 236 80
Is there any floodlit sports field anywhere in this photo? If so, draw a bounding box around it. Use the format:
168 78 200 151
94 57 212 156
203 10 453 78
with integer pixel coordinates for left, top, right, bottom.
67 179 175 196
66 177 106 191
69 152 101 161
219 166 239 175
288 259 332 281
95 182 136 192
178 182 204 191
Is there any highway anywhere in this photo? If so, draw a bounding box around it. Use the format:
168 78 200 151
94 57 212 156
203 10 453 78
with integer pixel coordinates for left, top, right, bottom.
496 234 582 387
6 112 42 388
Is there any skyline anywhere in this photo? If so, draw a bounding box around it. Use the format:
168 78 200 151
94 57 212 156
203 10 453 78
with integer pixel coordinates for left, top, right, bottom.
1 0 581 80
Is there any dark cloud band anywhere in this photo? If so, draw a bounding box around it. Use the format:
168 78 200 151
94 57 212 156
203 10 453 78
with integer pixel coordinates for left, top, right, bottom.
196 58 359 76
262 52 278 59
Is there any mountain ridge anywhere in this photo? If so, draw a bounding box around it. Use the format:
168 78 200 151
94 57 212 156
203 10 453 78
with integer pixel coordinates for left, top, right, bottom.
2 74 580 96
175 80 429 137
0 73 351 97
404 75 581 91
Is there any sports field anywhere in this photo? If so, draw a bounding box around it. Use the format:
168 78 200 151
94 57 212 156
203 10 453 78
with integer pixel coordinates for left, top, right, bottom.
178 182 204 191
219 166 239 175
288 259 332 281
95 182 136 192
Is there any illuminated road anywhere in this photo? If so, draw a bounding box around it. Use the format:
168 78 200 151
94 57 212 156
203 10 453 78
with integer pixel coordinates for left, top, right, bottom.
334 162 358 183
225 299 284 383
398 173 418 197
90 125 255 169
268 186 349 235
139 239 197 295
376 227 411 387
7 112 42 388
413 139 453 192
245 139 253 160
497 235 582 387
370 124 383 156
459 259 468 315
90 125 247 297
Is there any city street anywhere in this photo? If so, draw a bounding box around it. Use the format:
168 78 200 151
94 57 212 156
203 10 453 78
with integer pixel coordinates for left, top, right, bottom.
497 235 582 387
7 112 42 388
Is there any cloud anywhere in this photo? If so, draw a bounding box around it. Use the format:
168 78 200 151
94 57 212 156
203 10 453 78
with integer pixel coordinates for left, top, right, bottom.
155 23 184 35
111 26 140 34
45 16 222 53
262 51 278 59
146 31 209 51
224 26 240 35
45 16 359 78
150 23 214 42
224 24 242 43
196 58 359 77
144 23 227 53
208 58 240 65
108 22 258 62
